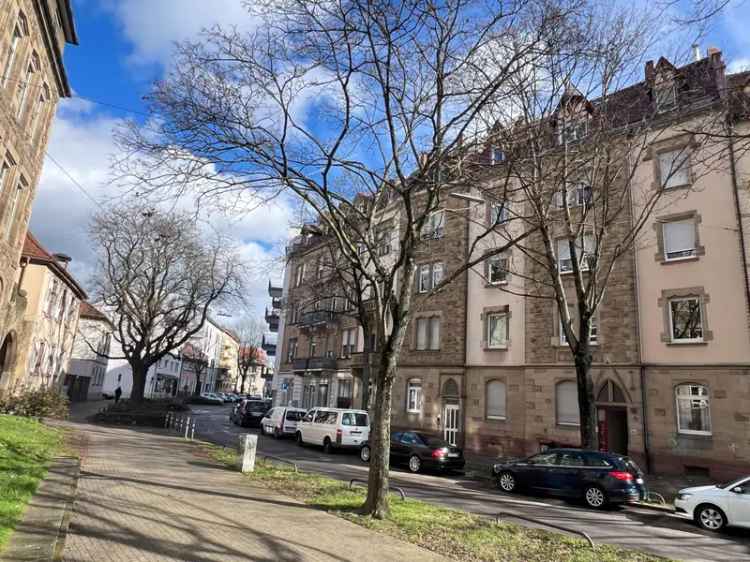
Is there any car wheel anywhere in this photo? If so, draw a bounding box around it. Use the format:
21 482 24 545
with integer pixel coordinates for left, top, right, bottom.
583 485 607 509
696 504 727 532
360 445 371 463
497 471 517 493
296 432 304 446
323 437 333 454
408 455 421 473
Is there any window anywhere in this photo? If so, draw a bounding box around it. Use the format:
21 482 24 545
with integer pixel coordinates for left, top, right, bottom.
527 452 557 465
490 146 505 165
557 233 595 273
294 264 305 286
556 381 580 426
2 20 23 87
421 210 445 240
341 328 357 357
4 177 25 240
669 297 703 342
557 120 588 145
286 338 297 362
486 380 506 420
342 412 368 426
554 183 592 208
309 335 317 357
316 384 328 407
663 219 696 261
658 149 690 189
417 262 444 293
675 384 711 435
655 84 676 112
416 316 440 350
407 380 422 413
376 229 391 256
487 255 508 285
489 203 509 226
558 451 586 466
560 314 597 345
337 379 353 408
486 312 508 348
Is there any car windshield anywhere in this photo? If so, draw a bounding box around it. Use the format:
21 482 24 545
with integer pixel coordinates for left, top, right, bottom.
246 402 267 412
285 410 305 421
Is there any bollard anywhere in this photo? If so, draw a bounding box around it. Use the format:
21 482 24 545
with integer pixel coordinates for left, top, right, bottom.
184 416 190 439
190 421 195 441
165 412 171 428
239 434 258 473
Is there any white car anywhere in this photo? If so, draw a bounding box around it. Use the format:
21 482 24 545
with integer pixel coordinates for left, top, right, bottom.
674 475 750 531
297 408 370 453
260 407 307 438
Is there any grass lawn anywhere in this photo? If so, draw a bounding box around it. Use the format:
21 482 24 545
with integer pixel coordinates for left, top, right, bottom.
209 446 670 562
0 415 62 549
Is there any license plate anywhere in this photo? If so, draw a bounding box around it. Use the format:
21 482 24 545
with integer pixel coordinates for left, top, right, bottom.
636 478 644 484
448 453 459 458
351 431 361 434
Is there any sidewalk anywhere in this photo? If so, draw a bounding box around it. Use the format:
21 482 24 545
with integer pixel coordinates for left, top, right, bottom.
59 421 448 562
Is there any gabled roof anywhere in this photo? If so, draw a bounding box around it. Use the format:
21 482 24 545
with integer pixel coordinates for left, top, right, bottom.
22 232 87 299
79 301 111 324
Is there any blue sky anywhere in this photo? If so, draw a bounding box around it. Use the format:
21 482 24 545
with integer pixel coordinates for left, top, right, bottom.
29 0 750 314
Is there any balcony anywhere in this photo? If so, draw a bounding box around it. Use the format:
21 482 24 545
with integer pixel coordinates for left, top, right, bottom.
265 307 280 332
261 334 277 355
268 280 283 299
297 310 335 327
349 351 380 369
271 296 283 309
291 356 338 371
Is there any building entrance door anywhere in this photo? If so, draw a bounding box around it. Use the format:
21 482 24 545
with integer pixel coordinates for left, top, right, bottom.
443 404 460 446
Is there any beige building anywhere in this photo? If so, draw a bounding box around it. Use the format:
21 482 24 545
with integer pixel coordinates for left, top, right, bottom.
68 302 112 401
7 232 86 393
218 326 240 391
0 0 78 387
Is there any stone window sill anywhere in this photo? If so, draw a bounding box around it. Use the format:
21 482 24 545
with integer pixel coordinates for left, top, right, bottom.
486 416 507 422
660 256 700 266
666 340 708 346
676 431 713 440
556 423 580 430
484 345 508 351
485 281 508 288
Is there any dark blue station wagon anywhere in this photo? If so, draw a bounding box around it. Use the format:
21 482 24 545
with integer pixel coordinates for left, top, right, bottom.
492 448 646 508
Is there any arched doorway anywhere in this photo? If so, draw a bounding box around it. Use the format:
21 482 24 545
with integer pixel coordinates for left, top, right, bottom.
441 378 460 446
596 380 629 455
0 333 15 387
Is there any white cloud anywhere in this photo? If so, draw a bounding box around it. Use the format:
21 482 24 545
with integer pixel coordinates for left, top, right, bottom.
729 57 750 74
101 0 260 67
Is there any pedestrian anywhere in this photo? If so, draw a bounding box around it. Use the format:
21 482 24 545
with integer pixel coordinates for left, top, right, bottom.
114 386 122 404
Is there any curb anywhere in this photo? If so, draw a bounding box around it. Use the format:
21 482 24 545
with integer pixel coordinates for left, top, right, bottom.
629 501 675 514
0 456 80 562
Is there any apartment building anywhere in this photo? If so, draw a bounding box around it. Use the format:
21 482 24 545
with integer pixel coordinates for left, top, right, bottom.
0 1 77 388
274 49 750 478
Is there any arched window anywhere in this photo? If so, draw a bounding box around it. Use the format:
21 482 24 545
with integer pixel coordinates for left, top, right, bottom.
442 378 459 398
406 378 422 413
675 384 711 435
556 381 580 426
486 380 506 420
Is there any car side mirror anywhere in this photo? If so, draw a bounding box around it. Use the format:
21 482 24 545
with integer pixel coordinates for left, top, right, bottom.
732 486 744 494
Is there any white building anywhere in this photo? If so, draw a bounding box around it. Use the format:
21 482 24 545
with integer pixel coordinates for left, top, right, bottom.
67 302 112 401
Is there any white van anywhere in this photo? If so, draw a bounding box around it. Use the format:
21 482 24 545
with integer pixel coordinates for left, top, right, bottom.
260 406 307 438
296 408 370 453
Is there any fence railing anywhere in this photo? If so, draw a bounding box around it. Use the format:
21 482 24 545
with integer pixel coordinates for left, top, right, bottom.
164 412 196 440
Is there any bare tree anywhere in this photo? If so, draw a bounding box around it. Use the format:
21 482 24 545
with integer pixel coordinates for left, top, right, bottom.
90 203 243 402
114 0 721 516
235 316 265 394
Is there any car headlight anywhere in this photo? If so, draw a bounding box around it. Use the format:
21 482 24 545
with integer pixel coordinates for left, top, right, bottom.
676 493 692 501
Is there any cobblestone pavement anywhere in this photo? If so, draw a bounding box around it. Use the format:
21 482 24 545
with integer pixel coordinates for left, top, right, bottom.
61 423 448 562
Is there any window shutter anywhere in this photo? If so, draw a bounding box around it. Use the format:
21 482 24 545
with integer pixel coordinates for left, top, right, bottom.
429 317 441 350
416 318 428 350
486 381 506 419
556 381 580 425
663 220 695 257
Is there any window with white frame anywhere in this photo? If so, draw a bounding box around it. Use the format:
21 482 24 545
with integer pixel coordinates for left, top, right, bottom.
406 379 423 413
486 380 506 419
2 17 24 87
490 146 506 165
16 54 37 119
662 219 696 261
557 233 595 273
418 262 444 293
655 84 677 112
341 327 357 357
4 177 25 240
669 297 703 342
658 149 690 189
556 381 580 426
416 316 440 350
487 255 508 285
554 183 592 208
489 203 509 226
560 313 597 345
421 210 445 240
486 312 508 348
675 384 711 435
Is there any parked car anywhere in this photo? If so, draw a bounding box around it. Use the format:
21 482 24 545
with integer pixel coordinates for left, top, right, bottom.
192 393 224 405
260 407 307 438
492 448 646 509
674 476 750 531
296 408 369 453
232 399 272 427
359 431 465 474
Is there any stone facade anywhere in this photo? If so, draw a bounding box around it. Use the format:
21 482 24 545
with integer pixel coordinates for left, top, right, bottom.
0 0 77 388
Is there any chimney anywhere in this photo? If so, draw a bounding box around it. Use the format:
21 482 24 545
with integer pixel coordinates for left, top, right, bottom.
52 253 71 269
707 46 721 57
692 43 701 62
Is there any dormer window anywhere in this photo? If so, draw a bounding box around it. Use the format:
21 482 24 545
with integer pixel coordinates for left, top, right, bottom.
655 84 676 112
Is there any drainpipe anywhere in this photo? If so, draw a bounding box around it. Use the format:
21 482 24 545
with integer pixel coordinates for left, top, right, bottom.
15 257 29 298
727 121 750 338
639 366 652 474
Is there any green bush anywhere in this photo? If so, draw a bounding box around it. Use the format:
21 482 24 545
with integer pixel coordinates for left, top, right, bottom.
0 388 69 419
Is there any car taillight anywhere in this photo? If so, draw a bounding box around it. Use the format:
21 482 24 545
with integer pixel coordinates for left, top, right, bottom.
610 471 634 481
432 448 447 459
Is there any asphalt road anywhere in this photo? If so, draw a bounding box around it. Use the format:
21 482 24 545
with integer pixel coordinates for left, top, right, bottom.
189 404 750 562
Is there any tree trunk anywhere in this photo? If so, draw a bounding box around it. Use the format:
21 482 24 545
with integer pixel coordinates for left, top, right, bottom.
362 353 396 518
574 345 598 450
240 372 247 394
130 361 148 403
